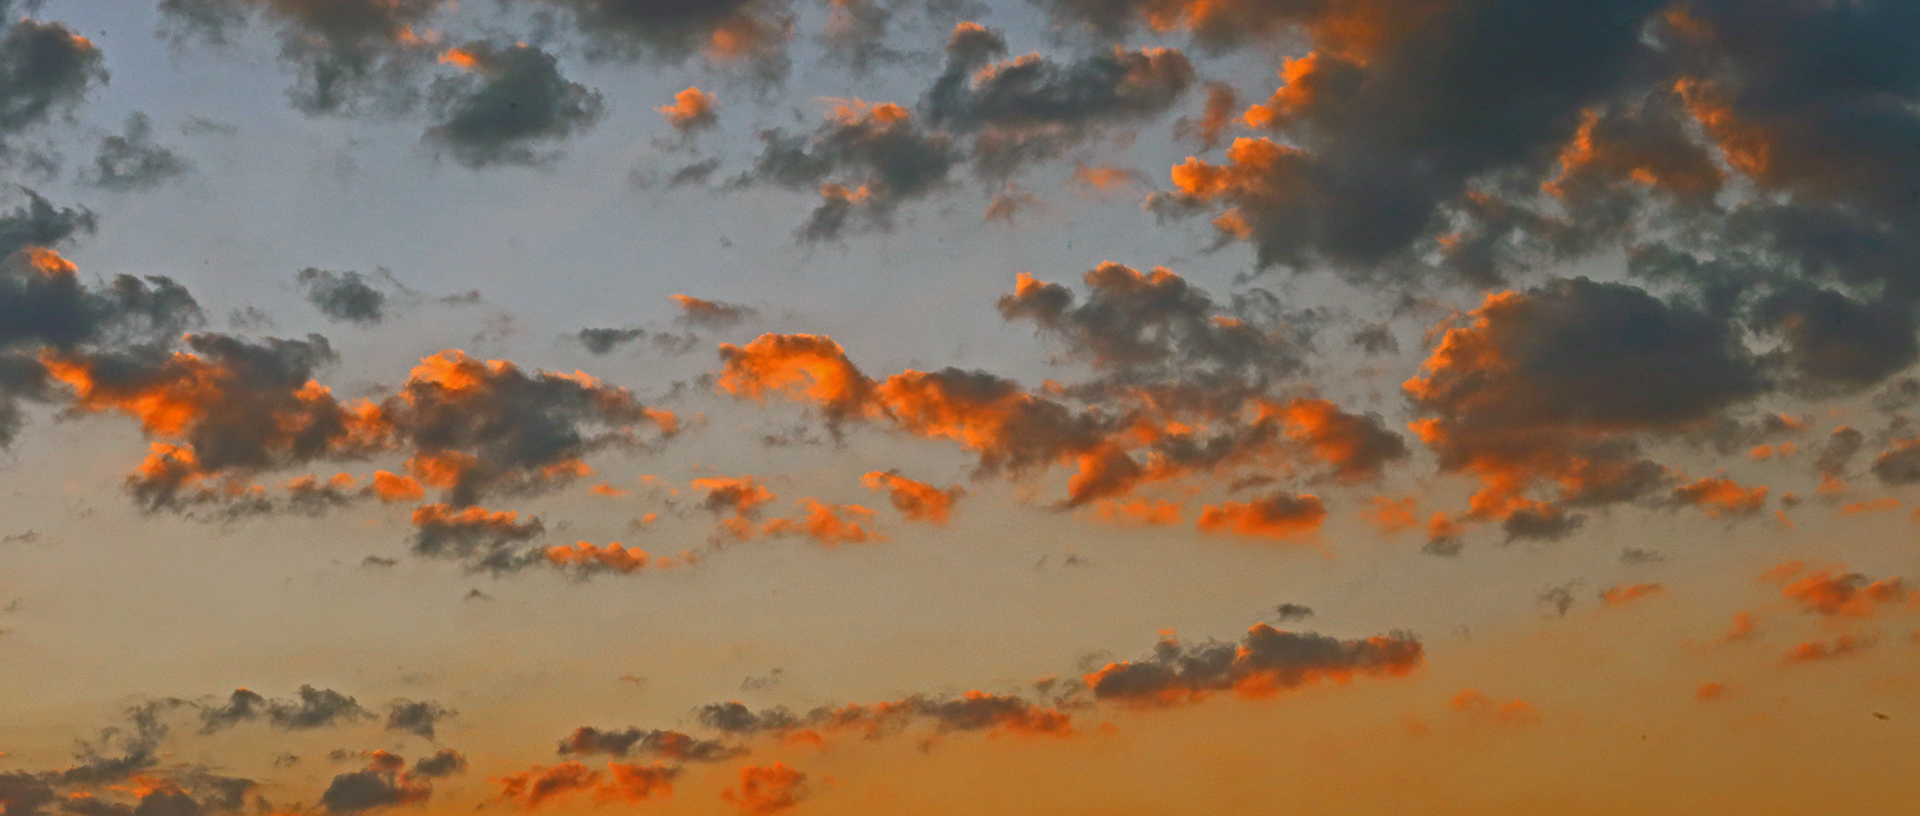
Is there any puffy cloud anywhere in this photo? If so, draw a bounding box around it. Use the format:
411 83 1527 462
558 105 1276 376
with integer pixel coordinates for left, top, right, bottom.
493 761 678 810
995 263 1305 380
296 269 387 326
426 42 604 169
694 475 778 518
734 99 955 241
557 728 742 763
1775 564 1912 618
158 0 438 115
1084 623 1422 706
1196 491 1324 542
1405 279 1764 542
861 471 962 524
385 700 454 741
84 114 191 192
197 686 372 733
1870 438 1920 486
656 87 717 133
719 763 806 816
0 7 106 143
319 751 432 814
410 503 544 570
1668 477 1768 517
926 23 1194 175
410 750 466 779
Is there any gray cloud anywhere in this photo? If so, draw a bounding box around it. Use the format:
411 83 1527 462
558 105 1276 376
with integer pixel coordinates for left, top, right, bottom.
83 114 189 192
426 42 604 169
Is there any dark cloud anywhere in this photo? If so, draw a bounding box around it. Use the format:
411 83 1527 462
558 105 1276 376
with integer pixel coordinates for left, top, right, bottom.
1815 426 1865 477
575 327 646 355
556 727 743 763
296 269 387 326
409 750 466 779
385 700 453 740
158 0 437 115
1405 277 1765 540
319 752 430 814
1272 603 1313 621
0 7 107 146
1085 624 1422 706
926 23 1194 175
734 100 956 241
1870 438 1920 486
409 503 545 570
426 42 604 169
996 262 1304 380
198 686 372 733
84 114 190 192
519 0 794 83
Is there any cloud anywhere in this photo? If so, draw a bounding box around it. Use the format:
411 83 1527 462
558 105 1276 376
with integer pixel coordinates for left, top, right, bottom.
410 750 466 779
861 471 962 524
320 751 432 814
719 763 806 816
670 294 755 329
1774 563 1912 618
296 269 388 326
426 42 604 169
198 686 372 733
1084 623 1422 706
542 541 696 576
1196 491 1325 542
410 503 544 570
1450 689 1541 726
84 114 190 192
734 99 956 241
519 0 794 83
656 87 718 133
385 700 454 741
1405 278 1764 542
1668 477 1768 518
1273 603 1313 622
1598 583 1663 607
575 327 647 355
493 761 678 810
158 0 437 115
0 8 107 144
557 728 742 763
1783 634 1874 665
926 24 1194 175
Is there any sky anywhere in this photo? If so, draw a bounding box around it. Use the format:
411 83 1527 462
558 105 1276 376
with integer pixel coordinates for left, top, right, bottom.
1 0 1917 814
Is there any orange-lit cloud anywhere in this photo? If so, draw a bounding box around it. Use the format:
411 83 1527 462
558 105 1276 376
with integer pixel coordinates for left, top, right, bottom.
1599 583 1664 607
720 763 807 815
1778 565 1912 618
1783 635 1874 664
1196 492 1324 542
656 87 718 131
1671 477 1768 517
861 471 962 524
1093 498 1181 526
1450 689 1541 726
1360 496 1418 534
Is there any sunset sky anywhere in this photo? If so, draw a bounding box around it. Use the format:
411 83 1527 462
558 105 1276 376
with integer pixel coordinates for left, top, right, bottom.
1 1 1917 814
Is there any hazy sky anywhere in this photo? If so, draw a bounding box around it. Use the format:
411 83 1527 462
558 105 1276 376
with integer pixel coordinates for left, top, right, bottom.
2 1 1917 814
